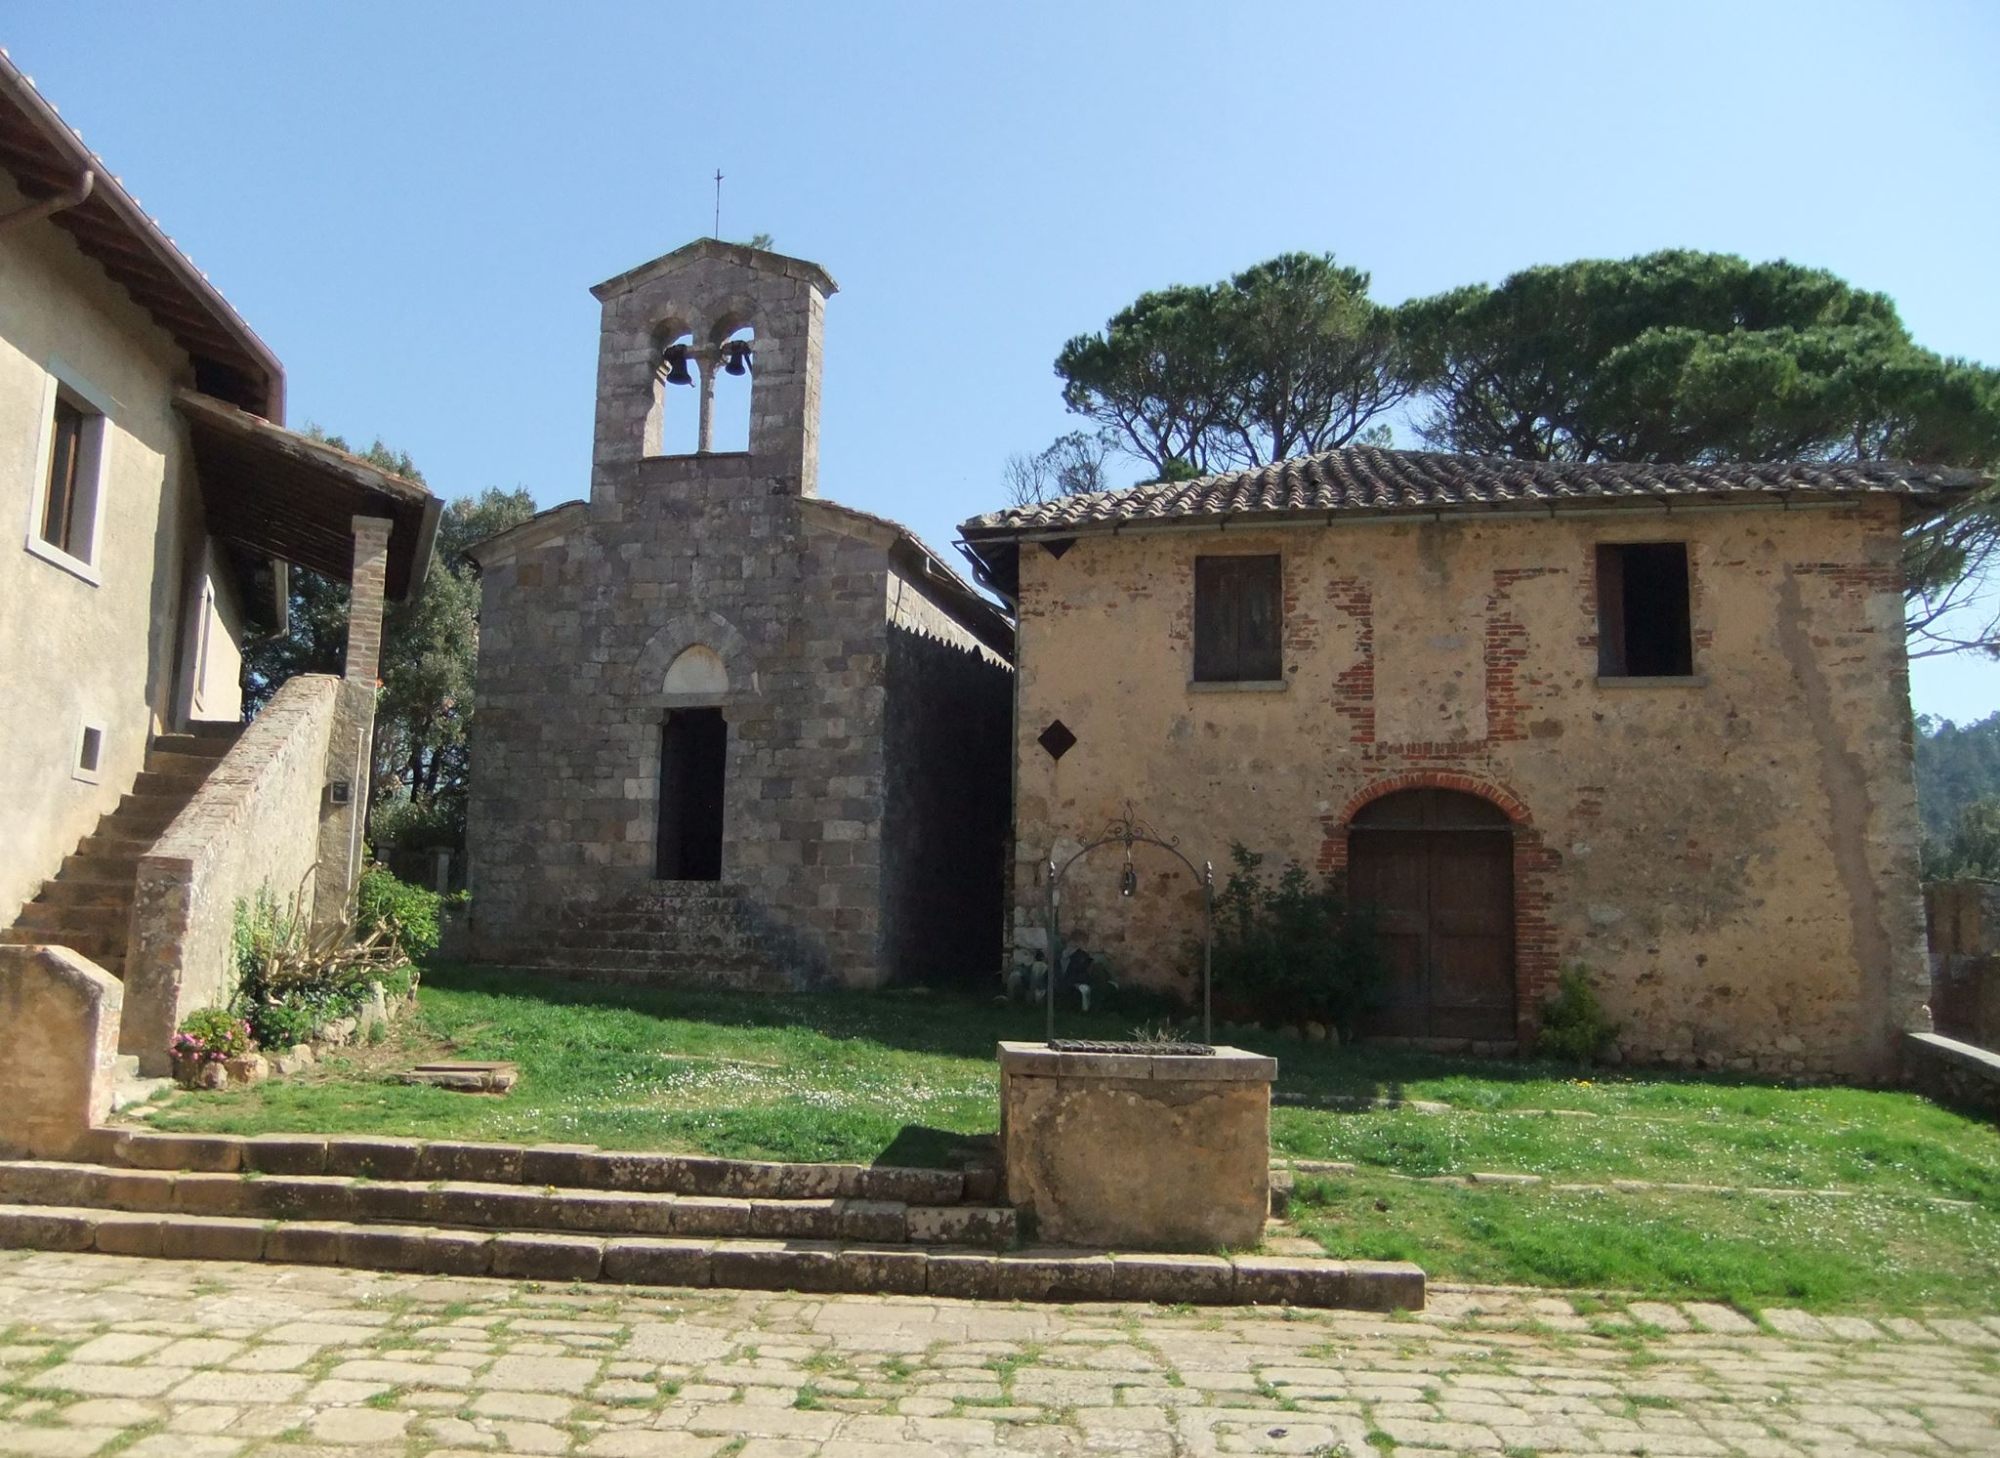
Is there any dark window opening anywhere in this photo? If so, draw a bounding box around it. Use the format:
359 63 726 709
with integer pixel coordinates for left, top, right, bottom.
1596 542 1693 678
657 708 726 880
1194 554 1283 682
41 395 85 555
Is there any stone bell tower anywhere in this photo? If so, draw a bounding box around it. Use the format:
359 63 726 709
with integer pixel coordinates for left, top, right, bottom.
587 239 838 508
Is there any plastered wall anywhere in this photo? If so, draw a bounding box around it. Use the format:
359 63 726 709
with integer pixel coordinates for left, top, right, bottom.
0 173 203 927
1010 501 1928 1080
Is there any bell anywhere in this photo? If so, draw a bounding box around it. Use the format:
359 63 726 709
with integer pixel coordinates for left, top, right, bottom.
662 345 693 386
1121 863 1137 898
722 341 752 377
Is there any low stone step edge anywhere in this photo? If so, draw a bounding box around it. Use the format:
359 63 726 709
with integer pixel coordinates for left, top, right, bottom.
0 1203 1424 1311
77 1130 982 1205
0 1161 1013 1248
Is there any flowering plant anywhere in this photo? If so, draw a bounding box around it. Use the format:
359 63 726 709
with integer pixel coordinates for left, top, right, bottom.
172 1008 251 1065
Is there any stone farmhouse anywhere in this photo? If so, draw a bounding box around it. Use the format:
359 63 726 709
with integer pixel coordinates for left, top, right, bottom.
0 52 438 1106
959 449 1981 1080
464 241 1013 990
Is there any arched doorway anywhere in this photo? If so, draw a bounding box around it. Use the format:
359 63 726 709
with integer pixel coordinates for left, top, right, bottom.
1348 787 1516 1041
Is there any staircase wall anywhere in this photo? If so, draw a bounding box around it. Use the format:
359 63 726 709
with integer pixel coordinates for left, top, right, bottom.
123 674 340 1072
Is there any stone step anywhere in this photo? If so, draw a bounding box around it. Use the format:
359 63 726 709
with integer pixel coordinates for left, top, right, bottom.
144 748 227 777
82 1131 982 1204
12 901 128 936
0 926 119 957
0 1202 1423 1310
131 770 207 798
56 851 142 884
72 834 153 863
110 793 184 827
0 1160 1012 1247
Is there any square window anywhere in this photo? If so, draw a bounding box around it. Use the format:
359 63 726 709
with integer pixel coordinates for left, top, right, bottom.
1596 542 1693 678
27 374 108 576
73 722 104 784
1193 554 1283 683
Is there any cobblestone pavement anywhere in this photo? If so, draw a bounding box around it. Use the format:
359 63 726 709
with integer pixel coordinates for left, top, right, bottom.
0 1252 1996 1456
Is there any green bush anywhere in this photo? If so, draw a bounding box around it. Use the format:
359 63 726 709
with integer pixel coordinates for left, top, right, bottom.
172 1007 250 1064
1210 843 1384 1037
1536 964 1620 1066
357 864 442 958
230 880 419 1050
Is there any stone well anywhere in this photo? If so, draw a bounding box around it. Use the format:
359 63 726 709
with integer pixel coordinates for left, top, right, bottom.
998 1041 1276 1251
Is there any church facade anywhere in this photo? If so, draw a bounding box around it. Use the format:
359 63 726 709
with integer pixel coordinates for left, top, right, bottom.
465 241 1012 989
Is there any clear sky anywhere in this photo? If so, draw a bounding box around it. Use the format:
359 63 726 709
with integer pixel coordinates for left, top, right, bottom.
9 2 1999 719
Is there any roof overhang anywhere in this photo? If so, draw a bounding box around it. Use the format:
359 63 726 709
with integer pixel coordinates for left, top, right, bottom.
956 482 1987 606
175 389 440 602
0 51 284 418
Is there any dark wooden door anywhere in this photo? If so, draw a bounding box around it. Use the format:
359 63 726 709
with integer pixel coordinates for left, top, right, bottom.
657 708 726 881
1348 789 1516 1041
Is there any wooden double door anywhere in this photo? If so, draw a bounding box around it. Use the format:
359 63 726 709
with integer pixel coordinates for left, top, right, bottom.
1348 788 1517 1042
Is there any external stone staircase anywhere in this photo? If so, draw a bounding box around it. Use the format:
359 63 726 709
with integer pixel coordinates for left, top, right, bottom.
525 884 793 988
0 1130 1423 1310
1 723 240 979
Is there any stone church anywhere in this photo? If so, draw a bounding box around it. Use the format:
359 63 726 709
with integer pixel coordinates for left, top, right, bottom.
465 240 1013 989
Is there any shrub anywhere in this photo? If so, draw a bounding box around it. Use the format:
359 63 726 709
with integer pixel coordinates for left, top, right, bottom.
1536 964 1620 1066
172 1007 250 1065
356 864 442 958
231 878 418 1049
1209 843 1384 1037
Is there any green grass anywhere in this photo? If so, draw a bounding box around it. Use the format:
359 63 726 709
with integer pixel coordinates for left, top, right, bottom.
138 963 2000 1307
1290 1172 2000 1311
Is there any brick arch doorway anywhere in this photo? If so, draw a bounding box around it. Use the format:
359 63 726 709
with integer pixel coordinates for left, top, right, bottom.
1348 787 1516 1042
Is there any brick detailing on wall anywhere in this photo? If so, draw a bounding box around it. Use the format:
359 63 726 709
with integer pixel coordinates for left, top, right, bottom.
124 674 341 1074
1327 577 1374 745
1484 567 1557 743
343 516 393 684
1314 769 1556 1048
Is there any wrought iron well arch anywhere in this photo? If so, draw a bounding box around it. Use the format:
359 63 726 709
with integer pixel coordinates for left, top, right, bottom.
1043 804 1214 1045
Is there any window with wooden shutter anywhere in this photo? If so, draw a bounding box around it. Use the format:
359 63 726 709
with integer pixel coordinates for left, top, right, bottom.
41 396 86 555
1596 542 1693 678
1193 554 1283 682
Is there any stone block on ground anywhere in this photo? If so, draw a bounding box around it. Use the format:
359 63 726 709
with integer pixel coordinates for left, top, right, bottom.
1232 1256 1350 1309
491 1233 605 1282
603 1238 714 1288
1111 1252 1236 1305
0 946 124 1159
322 1136 424 1180
0 1204 97 1252
835 1244 928 1295
264 1221 350 1265
989 1251 1116 1302
158 1215 266 1262
242 1134 328 1175
708 1240 840 1292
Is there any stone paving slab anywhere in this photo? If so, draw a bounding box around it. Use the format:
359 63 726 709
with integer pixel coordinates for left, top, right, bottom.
0 1254 1995 1455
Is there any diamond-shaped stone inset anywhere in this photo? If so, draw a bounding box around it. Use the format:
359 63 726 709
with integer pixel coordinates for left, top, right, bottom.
1037 720 1077 761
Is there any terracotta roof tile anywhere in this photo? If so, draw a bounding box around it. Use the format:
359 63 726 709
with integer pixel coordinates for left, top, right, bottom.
959 446 1984 538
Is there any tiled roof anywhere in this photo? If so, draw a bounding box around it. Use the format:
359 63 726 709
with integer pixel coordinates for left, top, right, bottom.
960 446 1984 538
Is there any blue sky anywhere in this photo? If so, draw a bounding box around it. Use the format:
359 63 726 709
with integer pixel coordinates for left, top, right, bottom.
9 1 1999 719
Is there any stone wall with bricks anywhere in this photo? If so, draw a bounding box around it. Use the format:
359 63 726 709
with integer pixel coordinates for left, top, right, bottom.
1007 500 1929 1080
122 673 340 1073
466 243 1010 989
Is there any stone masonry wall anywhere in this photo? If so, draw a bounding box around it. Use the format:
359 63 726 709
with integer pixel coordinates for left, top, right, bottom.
1008 500 1928 1081
467 245 940 989
123 673 339 1072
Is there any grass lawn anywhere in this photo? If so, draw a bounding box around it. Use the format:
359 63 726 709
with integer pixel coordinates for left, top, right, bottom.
137 963 2000 1309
